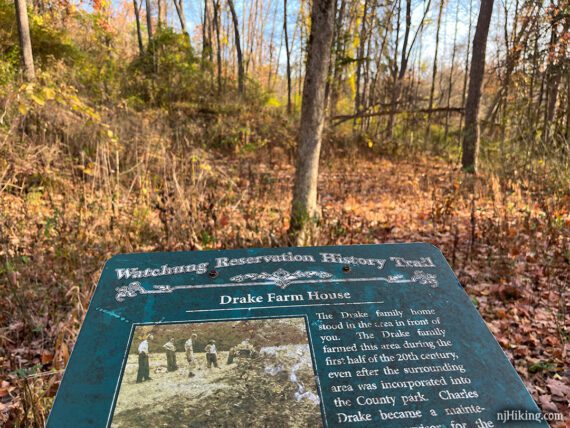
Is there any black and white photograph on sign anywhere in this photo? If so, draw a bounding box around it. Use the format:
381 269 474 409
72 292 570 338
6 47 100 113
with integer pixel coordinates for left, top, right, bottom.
111 318 323 428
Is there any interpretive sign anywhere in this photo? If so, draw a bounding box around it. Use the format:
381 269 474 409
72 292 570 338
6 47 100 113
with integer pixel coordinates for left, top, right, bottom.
48 244 547 427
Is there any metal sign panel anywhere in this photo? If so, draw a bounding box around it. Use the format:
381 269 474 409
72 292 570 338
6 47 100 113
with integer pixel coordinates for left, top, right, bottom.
48 243 547 427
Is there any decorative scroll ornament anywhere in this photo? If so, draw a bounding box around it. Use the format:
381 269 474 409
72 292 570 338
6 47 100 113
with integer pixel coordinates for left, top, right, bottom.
230 268 333 289
115 282 173 302
115 282 145 302
410 271 438 288
113 270 438 301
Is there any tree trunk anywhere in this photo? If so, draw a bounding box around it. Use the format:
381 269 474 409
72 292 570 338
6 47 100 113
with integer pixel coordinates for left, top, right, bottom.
566 68 570 142
284 0 292 114
207 0 213 65
327 0 346 119
213 0 222 95
386 0 403 139
256 0 269 71
227 0 244 95
444 0 459 146
385 0 434 139
369 1 396 137
173 0 190 41
133 0 144 54
425 0 445 142
461 0 494 173
157 0 163 28
459 0 473 135
296 7 305 102
267 0 279 90
387 0 428 139
483 2 537 126
361 24 373 131
202 0 211 68
245 0 259 75
289 0 336 245
354 0 369 117
388 0 433 139
544 8 568 135
145 0 153 43
14 0 35 81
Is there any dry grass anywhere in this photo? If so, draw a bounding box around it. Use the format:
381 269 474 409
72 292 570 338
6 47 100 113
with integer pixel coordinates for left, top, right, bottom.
0 99 568 426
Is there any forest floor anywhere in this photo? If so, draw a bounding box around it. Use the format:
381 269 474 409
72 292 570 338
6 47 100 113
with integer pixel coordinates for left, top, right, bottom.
0 148 569 426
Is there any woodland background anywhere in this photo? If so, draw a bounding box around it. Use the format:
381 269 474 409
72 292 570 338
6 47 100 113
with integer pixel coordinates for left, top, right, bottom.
0 0 568 425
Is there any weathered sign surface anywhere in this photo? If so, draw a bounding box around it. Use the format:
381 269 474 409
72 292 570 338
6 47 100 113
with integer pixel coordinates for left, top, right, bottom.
48 244 548 427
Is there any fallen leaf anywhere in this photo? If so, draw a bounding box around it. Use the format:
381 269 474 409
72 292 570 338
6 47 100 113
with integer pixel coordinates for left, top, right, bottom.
538 395 559 413
41 350 54 365
546 378 570 398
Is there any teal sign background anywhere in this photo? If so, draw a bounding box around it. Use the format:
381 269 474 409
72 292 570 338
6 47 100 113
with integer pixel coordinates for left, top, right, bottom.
47 243 547 427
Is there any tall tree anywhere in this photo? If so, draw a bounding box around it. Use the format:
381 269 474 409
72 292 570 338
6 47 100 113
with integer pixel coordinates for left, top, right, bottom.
354 0 369 116
386 0 403 139
459 0 473 135
157 0 164 28
544 2 568 139
289 0 336 245
425 0 446 141
14 0 35 81
566 69 570 142
267 0 279 90
202 0 212 68
133 0 144 55
284 0 292 114
327 0 347 118
213 0 222 94
483 1 537 126
387 0 431 138
245 0 260 74
462 0 495 173
145 0 153 43
228 0 244 95
173 0 189 41
444 0 460 146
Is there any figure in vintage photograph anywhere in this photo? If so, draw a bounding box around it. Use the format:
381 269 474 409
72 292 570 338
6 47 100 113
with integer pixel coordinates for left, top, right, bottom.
136 334 152 383
184 333 197 377
163 338 178 372
205 340 218 368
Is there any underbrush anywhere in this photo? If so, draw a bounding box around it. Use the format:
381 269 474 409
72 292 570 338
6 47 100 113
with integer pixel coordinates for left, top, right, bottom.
1 91 568 423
